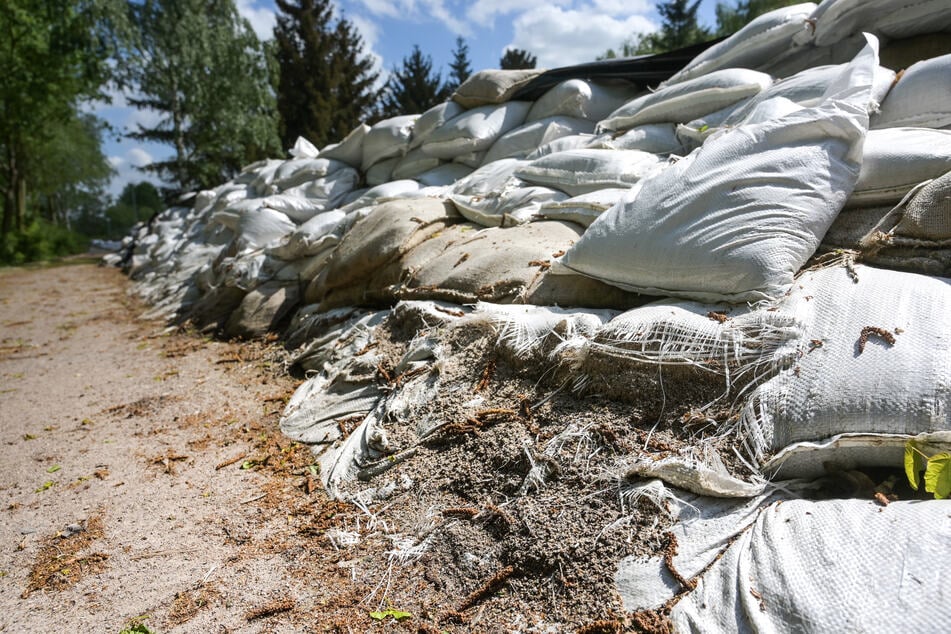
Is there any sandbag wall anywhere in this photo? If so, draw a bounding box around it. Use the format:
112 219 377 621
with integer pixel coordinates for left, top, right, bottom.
114 1 951 629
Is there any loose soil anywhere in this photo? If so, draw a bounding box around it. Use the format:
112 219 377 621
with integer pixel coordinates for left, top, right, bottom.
0 261 679 633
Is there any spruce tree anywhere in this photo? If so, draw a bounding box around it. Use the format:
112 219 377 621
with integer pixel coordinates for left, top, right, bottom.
273 0 380 150
378 45 448 118
444 37 472 94
500 48 538 69
715 0 802 36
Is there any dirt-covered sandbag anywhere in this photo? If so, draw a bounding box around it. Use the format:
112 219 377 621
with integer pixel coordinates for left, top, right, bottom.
515 148 665 197
307 198 460 305
451 69 543 109
526 79 642 122
556 37 878 303
401 221 641 308
599 69 772 131
482 116 595 164
666 3 817 84
420 101 532 160
224 280 300 338
872 53 951 130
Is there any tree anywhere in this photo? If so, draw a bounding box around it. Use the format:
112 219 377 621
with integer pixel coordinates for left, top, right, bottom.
715 0 802 36
122 0 281 195
500 48 537 70
378 45 448 118
274 0 380 150
443 36 472 94
0 0 127 238
638 0 711 54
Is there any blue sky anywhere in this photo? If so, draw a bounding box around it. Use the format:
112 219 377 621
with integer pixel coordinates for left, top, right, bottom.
95 0 725 197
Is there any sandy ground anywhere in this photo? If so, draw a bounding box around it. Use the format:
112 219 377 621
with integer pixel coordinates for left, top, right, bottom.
0 261 361 633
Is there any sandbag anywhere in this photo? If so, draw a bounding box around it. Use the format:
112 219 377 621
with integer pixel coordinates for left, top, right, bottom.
267 210 345 261
588 123 683 155
308 198 460 304
449 159 562 226
288 136 319 159
420 101 532 160
739 264 951 474
850 127 951 207
392 148 442 181
557 38 878 303
339 180 423 214
666 3 817 84
281 167 360 210
415 162 473 187
271 157 347 192
364 156 400 187
409 101 466 150
599 69 772 131
319 123 370 167
526 79 642 122
451 69 543 109
361 114 418 171
515 149 665 197
224 280 300 338
872 53 951 130
236 206 297 251
536 188 630 227
810 0 951 47
482 116 595 164
524 134 597 160
260 194 327 224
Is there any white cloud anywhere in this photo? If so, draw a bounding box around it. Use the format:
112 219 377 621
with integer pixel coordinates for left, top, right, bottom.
237 0 276 40
420 0 471 35
356 0 403 19
587 0 651 14
508 6 656 68
107 146 168 197
466 0 567 27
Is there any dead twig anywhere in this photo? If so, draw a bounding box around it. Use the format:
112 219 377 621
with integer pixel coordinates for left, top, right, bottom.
245 598 295 621
214 453 246 470
456 565 514 612
857 326 897 354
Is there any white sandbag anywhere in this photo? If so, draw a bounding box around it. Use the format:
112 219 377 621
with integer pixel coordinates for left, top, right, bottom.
524 133 598 160
515 149 665 197
319 123 370 167
873 53 951 130
409 101 466 150
288 136 319 159
248 159 285 195
526 79 642 122
811 0 951 47
739 264 951 473
210 198 262 232
451 69 543 109
236 206 297 251
764 30 869 79
588 123 683 155
392 148 442 181
415 162 473 187
267 209 345 260
599 69 772 131
361 114 418 171
420 101 532 160
271 157 347 192
452 150 488 168
452 183 566 227
850 127 951 207
483 116 595 164
260 193 327 224
283 167 360 209
365 156 400 187
208 184 251 214
667 3 817 84
536 188 630 227
557 38 878 303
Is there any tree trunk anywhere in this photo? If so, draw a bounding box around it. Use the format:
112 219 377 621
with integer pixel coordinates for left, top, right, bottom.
14 174 26 232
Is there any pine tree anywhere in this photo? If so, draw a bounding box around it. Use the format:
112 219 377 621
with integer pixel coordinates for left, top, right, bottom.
273 0 380 150
123 0 280 194
637 0 712 54
378 45 448 118
444 36 472 94
500 48 537 69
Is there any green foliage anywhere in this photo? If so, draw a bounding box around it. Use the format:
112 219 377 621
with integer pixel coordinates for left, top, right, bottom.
368 608 412 621
122 0 281 195
274 0 380 150
715 0 803 37
634 0 712 55
0 219 89 266
444 36 472 94
379 45 449 118
500 48 537 70
904 440 951 499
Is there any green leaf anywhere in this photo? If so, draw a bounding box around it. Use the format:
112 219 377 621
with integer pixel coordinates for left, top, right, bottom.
923 452 951 499
368 611 385 620
46 465 61 473
904 440 927 490
35 480 55 493
368 608 412 621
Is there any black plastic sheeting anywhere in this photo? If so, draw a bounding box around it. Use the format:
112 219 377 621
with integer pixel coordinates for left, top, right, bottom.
510 37 729 102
